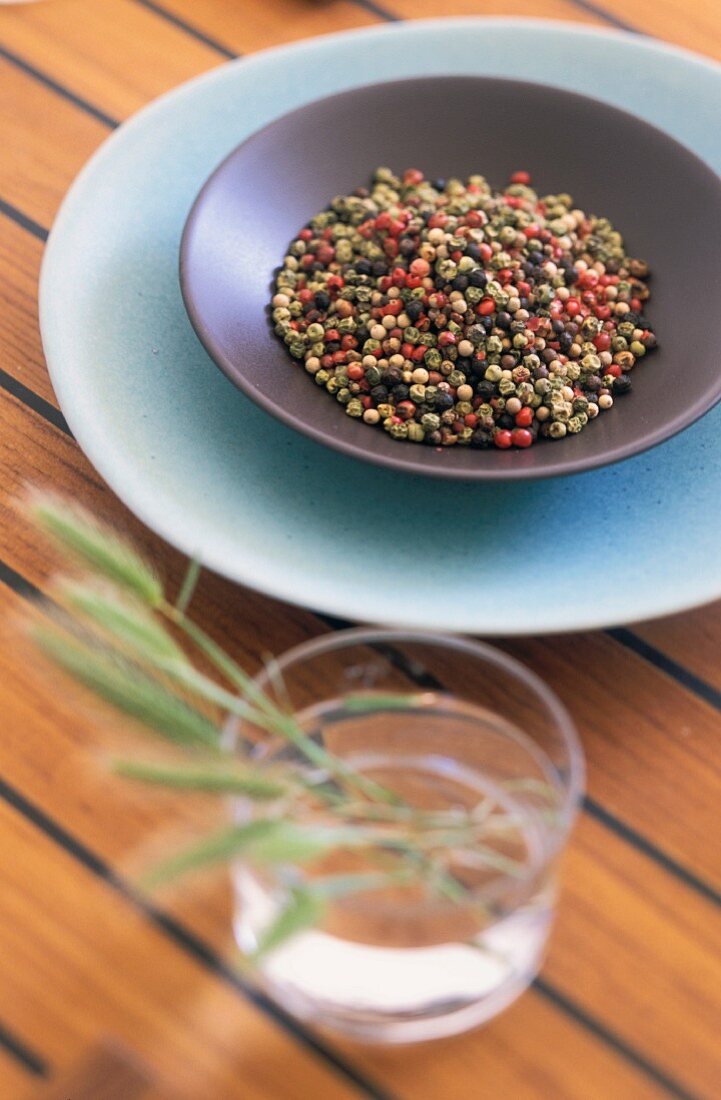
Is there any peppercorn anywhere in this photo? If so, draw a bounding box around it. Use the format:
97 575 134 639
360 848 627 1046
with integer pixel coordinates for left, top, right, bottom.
273 166 657 452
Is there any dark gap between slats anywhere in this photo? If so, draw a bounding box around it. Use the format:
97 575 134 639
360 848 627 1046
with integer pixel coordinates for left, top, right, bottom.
0 370 72 438
0 198 48 243
0 45 120 129
0 1018 49 1078
131 0 239 59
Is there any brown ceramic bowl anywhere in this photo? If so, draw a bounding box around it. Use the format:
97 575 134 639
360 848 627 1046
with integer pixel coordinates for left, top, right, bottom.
180 77 721 481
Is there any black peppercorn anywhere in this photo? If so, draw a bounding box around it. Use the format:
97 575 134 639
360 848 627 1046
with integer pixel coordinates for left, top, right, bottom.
613 375 632 395
470 429 494 448
435 392 455 411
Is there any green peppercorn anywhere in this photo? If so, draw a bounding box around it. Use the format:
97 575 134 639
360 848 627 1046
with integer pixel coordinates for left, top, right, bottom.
421 412 441 432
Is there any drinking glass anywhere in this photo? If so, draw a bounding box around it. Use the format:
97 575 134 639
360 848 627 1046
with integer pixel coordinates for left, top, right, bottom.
229 629 584 1044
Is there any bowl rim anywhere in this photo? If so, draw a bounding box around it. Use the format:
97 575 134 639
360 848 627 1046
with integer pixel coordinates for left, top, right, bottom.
179 73 721 482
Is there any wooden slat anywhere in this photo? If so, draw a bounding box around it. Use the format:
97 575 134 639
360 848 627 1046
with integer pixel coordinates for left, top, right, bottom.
0 215 55 404
0 800 363 1100
581 0 721 60
547 815 721 1097
0 0 221 119
634 604 721 691
133 0 378 55
0 63 108 225
0 1051 42 1098
340 987 666 1100
500 635 721 888
362 0 600 23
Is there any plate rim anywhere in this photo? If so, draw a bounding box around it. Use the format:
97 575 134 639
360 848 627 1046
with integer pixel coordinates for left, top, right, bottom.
39 17 721 634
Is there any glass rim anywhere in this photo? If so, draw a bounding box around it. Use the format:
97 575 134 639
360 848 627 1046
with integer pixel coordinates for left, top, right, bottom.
250 627 585 832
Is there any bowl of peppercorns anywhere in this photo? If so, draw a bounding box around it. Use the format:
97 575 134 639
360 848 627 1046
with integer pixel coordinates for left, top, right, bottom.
180 76 721 480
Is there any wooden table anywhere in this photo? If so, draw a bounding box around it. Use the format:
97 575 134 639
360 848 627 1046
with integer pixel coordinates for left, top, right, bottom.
1 1 720 1097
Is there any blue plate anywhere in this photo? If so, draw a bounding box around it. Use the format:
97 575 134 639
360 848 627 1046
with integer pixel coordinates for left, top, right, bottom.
40 19 721 634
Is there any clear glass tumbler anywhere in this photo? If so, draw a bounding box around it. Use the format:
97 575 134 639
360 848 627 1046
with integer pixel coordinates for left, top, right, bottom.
230 629 584 1044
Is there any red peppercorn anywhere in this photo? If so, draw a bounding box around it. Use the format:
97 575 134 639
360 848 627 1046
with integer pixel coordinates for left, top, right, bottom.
593 332 611 352
478 298 496 316
515 407 533 427
375 212 392 230
347 363 365 381
465 211 483 228
384 239 399 258
512 428 533 448
595 305 612 321
606 364 622 377
410 258 431 277
332 350 346 365
403 168 424 186
396 401 416 420
405 275 424 289
494 430 513 449
382 300 402 316
316 245 335 265
566 298 581 317
438 331 457 347
428 213 448 229
510 170 531 185
464 413 478 428
631 297 642 312
391 267 407 287
523 225 540 239
299 228 313 242
361 396 373 409
324 329 340 343
327 275 344 291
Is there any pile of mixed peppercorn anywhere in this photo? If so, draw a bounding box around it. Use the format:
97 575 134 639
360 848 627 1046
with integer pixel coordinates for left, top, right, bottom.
271 168 657 449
